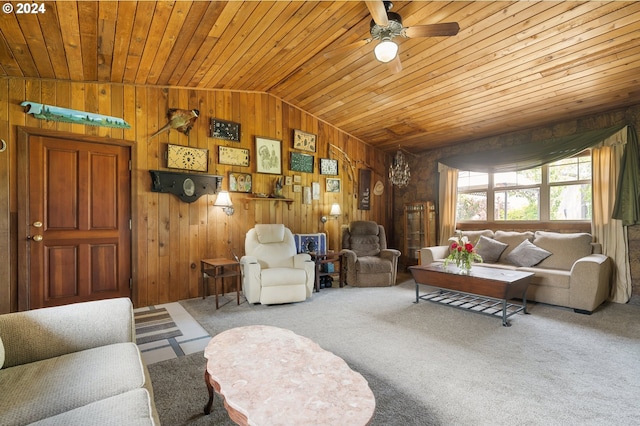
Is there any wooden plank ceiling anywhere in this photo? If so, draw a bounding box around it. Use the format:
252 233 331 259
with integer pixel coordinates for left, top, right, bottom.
1 1 639 153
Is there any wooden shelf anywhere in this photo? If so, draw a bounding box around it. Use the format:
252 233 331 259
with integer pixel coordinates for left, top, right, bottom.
243 197 294 210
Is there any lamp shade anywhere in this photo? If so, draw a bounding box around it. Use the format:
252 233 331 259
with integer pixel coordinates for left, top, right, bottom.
214 191 233 207
374 39 398 63
329 203 342 216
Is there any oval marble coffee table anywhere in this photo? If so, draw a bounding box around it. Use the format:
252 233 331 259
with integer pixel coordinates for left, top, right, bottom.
204 325 375 425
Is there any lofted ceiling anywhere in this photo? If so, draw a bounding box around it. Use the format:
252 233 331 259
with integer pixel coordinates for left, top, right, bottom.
1 1 639 153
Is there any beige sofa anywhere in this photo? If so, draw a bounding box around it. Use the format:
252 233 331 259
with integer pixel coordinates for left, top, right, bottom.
419 230 612 314
0 298 160 425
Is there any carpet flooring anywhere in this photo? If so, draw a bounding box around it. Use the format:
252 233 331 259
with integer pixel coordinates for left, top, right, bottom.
147 273 640 425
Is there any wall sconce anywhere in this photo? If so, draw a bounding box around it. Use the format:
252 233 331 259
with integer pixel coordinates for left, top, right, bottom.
321 203 342 223
214 191 234 216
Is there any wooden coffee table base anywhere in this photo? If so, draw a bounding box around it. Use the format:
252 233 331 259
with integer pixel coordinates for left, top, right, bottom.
203 325 375 425
410 263 534 327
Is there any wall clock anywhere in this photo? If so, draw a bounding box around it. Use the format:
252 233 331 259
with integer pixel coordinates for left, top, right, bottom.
210 118 240 142
167 144 208 172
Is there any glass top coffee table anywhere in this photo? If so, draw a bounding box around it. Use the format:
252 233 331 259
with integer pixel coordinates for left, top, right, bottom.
410 263 534 326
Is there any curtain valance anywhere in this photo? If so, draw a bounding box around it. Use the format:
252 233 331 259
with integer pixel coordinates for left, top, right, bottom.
439 124 627 173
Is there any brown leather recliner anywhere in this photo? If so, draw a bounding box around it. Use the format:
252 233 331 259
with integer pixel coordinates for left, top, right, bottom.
341 221 401 287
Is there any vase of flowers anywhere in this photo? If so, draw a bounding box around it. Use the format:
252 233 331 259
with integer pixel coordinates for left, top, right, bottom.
444 231 483 274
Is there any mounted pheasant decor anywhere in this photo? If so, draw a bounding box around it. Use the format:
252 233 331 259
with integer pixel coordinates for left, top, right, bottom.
149 108 199 139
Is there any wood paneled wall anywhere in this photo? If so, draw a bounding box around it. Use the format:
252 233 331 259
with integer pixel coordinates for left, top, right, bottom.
0 77 392 310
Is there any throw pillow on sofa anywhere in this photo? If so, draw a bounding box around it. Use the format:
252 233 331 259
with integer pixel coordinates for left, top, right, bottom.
475 236 508 263
505 239 552 267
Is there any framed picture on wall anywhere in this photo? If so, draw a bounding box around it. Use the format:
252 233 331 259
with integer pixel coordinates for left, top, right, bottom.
319 158 338 175
290 152 314 173
293 129 317 152
228 172 252 193
167 144 208 172
326 178 341 193
218 146 249 167
210 118 240 142
255 136 282 174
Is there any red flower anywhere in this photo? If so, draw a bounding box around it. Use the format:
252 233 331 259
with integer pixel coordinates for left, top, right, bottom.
465 243 473 252
457 246 463 252
451 242 458 250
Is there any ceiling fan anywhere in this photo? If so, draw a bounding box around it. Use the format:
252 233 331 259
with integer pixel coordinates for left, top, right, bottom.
326 1 460 73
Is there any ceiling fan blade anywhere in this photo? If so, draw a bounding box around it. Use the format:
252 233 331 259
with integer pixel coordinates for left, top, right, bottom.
365 0 388 27
404 22 460 38
324 38 372 58
387 55 402 74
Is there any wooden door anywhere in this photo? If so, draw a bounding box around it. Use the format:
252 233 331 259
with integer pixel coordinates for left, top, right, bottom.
19 133 131 309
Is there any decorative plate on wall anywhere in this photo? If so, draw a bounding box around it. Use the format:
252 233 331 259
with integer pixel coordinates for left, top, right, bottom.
290 152 314 173
210 118 240 142
167 144 208 172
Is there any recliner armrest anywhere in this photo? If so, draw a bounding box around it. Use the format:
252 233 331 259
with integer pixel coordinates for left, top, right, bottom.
380 248 401 260
293 253 312 269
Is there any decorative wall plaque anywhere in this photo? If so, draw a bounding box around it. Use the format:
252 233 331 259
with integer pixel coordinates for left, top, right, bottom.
290 152 314 173
229 172 252 193
210 118 240 141
167 144 208 172
319 158 338 175
293 129 316 152
218 146 250 167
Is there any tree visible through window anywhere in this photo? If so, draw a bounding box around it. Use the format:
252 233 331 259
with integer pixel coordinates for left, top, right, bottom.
456 152 592 222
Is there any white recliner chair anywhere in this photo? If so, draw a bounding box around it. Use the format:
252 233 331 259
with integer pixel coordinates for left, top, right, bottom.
240 224 315 304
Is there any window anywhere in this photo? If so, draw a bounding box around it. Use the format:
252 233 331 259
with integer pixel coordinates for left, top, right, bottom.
456 153 592 222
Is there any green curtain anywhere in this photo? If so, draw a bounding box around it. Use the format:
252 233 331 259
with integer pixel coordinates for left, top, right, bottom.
439 125 626 173
612 126 640 226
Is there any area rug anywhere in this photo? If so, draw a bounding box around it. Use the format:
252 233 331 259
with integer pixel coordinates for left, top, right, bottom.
135 308 182 345
134 302 211 365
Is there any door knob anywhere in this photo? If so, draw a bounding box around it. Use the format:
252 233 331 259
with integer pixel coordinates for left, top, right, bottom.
28 235 43 242
33 221 43 228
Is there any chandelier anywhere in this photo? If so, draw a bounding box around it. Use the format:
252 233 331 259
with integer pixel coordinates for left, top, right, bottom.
389 149 410 188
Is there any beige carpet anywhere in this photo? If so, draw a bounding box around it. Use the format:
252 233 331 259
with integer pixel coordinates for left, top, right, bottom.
148 273 640 425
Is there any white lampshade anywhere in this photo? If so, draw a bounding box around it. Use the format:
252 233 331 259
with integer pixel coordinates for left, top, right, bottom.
214 191 233 207
214 191 234 216
329 203 342 217
374 39 398 63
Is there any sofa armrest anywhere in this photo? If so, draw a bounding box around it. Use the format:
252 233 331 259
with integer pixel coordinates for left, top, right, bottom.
0 298 134 368
418 246 450 265
569 254 612 312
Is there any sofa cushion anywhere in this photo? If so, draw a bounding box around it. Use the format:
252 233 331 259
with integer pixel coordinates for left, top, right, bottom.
517 267 571 289
533 231 593 270
505 240 552 267
29 389 155 426
0 342 146 425
475 236 508 263
454 230 494 245
494 231 535 261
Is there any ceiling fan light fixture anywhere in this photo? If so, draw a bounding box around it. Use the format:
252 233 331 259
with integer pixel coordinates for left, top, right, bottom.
374 39 398 63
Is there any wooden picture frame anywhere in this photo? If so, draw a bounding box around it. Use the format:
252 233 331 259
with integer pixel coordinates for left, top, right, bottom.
290 152 314 173
218 146 249 167
255 136 282 174
210 118 240 142
326 178 341 193
228 172 252 193
167 144 208 172
319 158 338 175
293 129 317 152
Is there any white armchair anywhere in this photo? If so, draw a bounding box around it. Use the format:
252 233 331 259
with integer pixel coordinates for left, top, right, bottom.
240 224 315 304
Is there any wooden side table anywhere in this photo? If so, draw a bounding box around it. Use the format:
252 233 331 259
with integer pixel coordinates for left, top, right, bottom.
310 252 344 292
201 258 241 309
